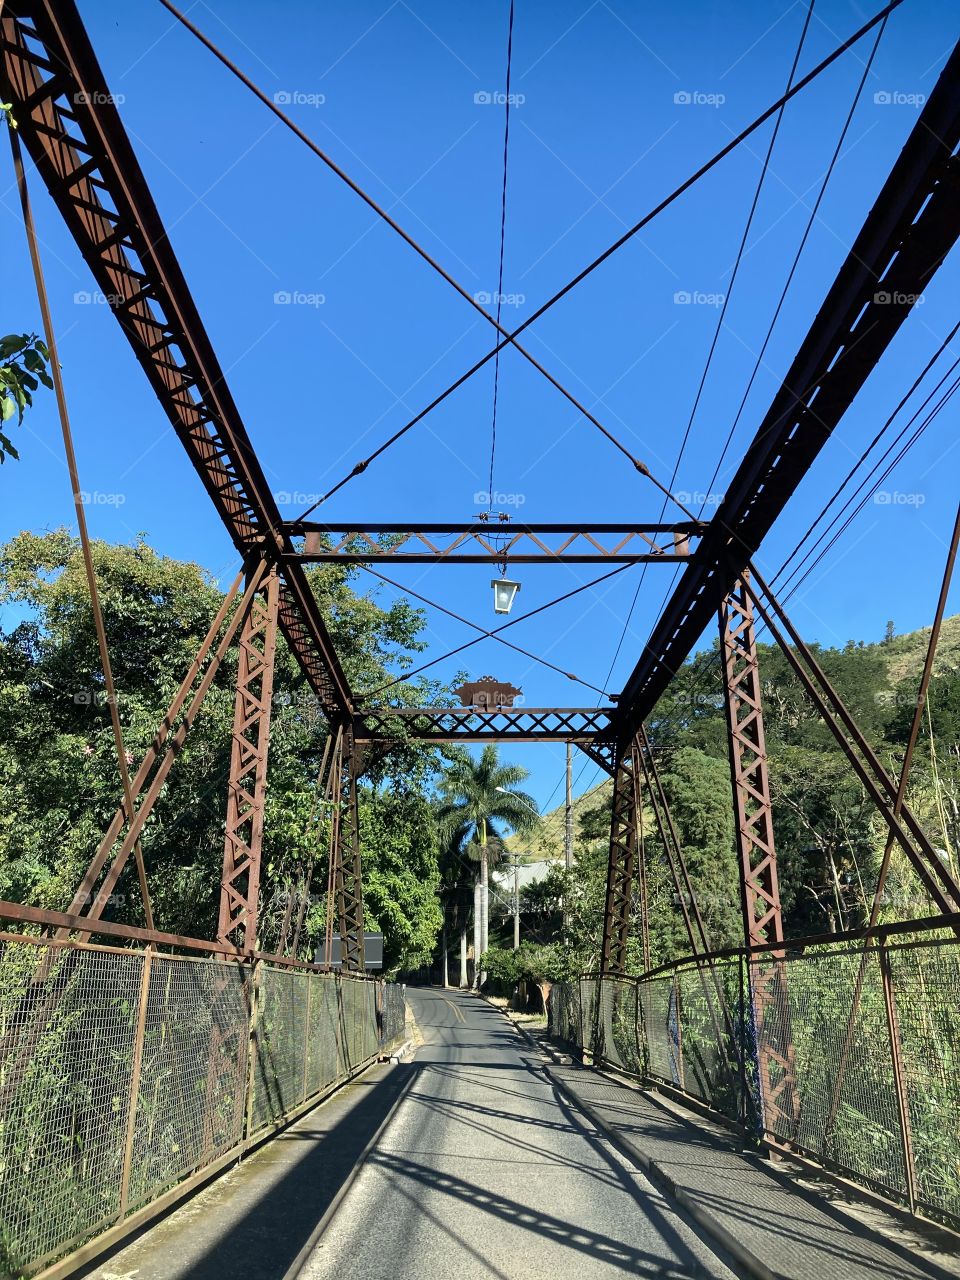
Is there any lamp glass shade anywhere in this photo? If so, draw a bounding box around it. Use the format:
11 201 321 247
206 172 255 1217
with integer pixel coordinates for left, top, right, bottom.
491 578 521 614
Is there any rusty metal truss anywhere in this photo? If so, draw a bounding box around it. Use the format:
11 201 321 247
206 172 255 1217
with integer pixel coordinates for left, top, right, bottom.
218 571 280 950
600 738 641 975
287 522 702 563
354 706 617 743
0 0 352 721
332 730 365 972
720 576 784 948
720 576 798 1132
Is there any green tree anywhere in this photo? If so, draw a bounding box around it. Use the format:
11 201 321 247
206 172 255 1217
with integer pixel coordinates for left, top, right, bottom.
436 745 538 986
0 529 446 955
0 333 52 460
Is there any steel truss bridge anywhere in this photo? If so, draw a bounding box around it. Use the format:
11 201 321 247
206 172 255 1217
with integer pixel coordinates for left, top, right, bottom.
3 0 960 1272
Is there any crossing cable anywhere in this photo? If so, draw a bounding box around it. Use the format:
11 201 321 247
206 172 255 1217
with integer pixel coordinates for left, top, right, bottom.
644 327 960 734
771 322 960 594
697 7 888 520
595 0 819 717
155 0 678 509
9 129 155 929
626 4 889 701
358 564 613 698
151 0 908 518
295 0 905 515
359 561 633 698
487 0 516 507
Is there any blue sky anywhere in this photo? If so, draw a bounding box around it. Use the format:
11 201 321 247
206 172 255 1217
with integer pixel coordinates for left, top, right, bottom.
4 0 959 817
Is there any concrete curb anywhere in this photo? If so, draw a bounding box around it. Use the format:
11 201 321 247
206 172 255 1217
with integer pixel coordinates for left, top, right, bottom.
480 996 770 1280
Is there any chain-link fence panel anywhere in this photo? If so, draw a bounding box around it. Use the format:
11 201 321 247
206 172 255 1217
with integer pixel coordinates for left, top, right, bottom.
0 941 143 1277
250 966 310 1133
381 982 406 1049
888 941 960 1220
639 973 682 1088
548 981 583 1051
128 956 249 1214
0 936 404 1279
578 978 598 1055
675 962 743 1121
305 973 339 1099
754 947 907 1201
598 978 642 1076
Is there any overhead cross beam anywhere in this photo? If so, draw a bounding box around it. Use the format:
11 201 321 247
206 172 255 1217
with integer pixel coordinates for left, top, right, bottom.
614 41 960 744
354 706 617 743
285 523 702 564
0 0 353 721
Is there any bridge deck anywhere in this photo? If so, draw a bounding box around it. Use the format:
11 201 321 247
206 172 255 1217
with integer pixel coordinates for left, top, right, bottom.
76 990 958 1280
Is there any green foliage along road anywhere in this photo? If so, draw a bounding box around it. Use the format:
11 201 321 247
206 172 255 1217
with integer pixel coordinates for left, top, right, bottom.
0 529 447 971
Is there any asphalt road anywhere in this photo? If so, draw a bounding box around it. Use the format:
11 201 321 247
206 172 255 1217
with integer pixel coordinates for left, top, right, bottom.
298 988 737 1280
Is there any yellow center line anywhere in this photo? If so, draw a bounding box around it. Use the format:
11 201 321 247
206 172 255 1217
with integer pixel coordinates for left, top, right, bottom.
440 995 465 1023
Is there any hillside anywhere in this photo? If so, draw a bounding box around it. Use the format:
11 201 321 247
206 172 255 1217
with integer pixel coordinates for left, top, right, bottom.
524 612 960 862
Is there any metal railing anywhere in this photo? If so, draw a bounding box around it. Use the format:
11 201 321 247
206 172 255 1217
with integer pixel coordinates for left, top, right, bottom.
549 920 960 1229
0 933 406 1278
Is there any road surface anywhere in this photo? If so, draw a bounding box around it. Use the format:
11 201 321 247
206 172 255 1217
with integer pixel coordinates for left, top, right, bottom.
298 987 736 1279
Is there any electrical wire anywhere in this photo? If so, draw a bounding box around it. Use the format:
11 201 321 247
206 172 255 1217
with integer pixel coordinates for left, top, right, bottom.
360 561 634 698
358 563 612 697
487 0 516 508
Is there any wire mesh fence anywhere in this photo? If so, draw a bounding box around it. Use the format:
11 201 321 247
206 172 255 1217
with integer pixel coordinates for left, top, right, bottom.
0 935 404 1278
549 929 960 1228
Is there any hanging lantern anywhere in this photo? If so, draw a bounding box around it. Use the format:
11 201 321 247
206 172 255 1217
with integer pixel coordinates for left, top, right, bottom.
491 577 521 614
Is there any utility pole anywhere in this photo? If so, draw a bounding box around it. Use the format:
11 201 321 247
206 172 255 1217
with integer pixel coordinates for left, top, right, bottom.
513 859 520 950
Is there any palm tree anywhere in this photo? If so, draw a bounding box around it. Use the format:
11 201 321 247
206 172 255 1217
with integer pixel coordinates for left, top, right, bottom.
437 745 539 986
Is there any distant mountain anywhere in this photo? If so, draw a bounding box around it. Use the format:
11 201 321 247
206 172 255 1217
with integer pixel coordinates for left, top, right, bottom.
519 613 960 863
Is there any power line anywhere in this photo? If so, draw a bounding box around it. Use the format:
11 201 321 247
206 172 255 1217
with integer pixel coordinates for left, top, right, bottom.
272 0 906 516
358 563 613 698
597 0 817 711
487 0 516 507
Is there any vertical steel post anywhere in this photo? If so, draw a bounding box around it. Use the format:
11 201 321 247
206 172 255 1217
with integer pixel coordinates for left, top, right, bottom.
720 573 798 1134
879 937 917 1213
243 959 263 1141
333 729 365 972
119 946 153 1219
218 567 280 952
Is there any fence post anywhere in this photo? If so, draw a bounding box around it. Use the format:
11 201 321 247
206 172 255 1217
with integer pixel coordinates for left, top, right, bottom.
119 946 153 1219
302 971 312 1104
878 937 917 1213
244 959 263 1141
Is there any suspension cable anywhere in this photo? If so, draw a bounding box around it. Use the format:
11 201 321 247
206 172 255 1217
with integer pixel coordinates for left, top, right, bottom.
155 0 681 513
600 0 818 706
487 0 516 507
359 564 612 698
360 561 633 698
244 0 905 517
